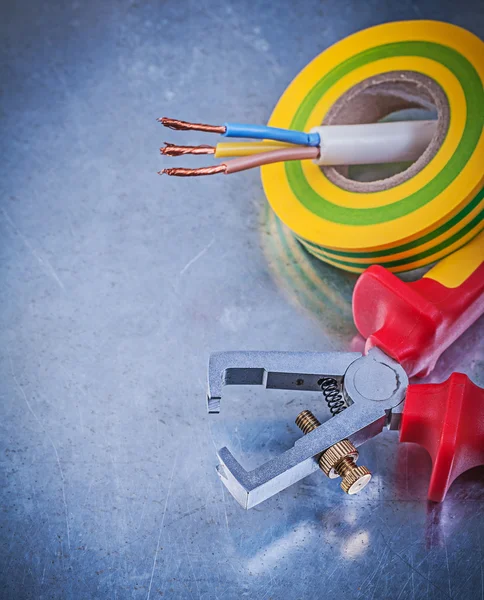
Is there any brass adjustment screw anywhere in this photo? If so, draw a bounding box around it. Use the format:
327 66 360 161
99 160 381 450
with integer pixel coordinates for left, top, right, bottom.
295 410 372 495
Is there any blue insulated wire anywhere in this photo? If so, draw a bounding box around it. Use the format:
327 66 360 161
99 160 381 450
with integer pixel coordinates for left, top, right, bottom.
223 123 320 146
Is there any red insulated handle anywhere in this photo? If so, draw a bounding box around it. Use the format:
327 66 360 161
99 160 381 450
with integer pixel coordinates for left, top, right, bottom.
400 373 484 502
352 255 484 377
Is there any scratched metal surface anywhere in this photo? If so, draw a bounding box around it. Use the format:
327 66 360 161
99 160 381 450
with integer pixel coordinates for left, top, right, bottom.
1 1 483 598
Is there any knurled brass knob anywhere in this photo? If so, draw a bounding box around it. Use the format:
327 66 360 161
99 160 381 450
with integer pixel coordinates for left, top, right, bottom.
319 439 358 479
340 465 372 495
295 410 372 495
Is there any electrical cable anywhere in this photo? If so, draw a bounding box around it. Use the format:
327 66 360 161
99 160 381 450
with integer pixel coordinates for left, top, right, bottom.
158 117 320 146
160 120 437 165
160 141 297 158
159 146 319 177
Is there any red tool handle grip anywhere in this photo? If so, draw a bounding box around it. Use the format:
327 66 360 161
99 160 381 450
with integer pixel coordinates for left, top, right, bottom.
352 235 484 377
400 373 484 502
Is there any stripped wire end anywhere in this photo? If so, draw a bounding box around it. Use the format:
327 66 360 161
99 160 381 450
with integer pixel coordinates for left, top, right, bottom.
161 142 216 156
158 165 227 177
157 117 226 134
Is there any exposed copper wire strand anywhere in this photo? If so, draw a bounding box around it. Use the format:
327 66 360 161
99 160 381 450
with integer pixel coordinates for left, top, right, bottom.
161 143 216 156
157 117 226 134
159 165 227 177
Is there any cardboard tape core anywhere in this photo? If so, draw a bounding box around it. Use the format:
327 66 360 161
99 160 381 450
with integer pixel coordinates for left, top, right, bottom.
321 71 450 193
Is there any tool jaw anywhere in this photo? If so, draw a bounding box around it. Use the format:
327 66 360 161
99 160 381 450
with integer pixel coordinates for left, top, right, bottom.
207 348 408 508
207 351 359 414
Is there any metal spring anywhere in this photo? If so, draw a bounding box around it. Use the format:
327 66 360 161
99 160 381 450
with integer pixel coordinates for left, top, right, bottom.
318 377 346 416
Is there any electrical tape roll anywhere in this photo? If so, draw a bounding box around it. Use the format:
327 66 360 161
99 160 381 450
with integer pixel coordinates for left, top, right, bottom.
261 21 484 273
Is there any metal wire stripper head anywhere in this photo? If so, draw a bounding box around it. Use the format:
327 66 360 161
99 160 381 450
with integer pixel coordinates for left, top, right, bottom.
207 348 408 509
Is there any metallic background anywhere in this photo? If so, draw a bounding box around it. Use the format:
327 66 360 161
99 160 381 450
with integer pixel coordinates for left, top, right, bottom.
1 0 483 598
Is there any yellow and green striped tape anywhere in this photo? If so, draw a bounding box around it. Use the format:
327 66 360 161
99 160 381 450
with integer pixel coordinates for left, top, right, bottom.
261 21 484 273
